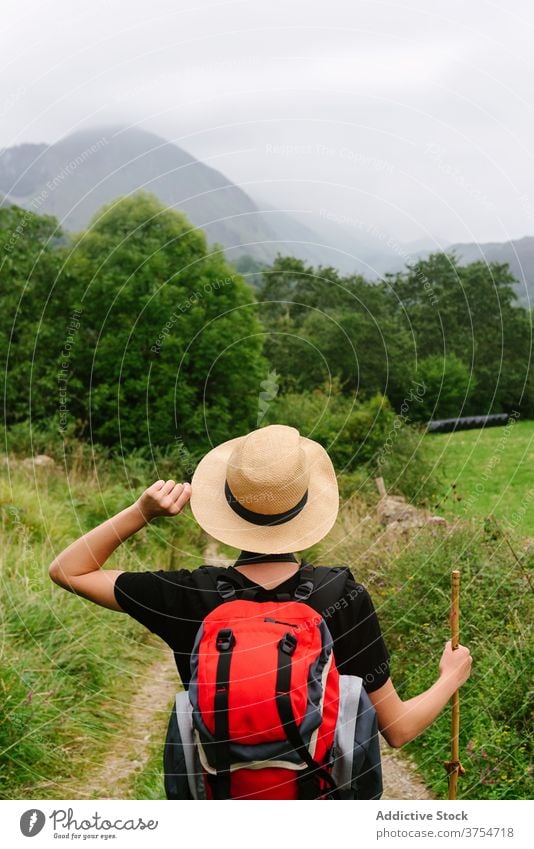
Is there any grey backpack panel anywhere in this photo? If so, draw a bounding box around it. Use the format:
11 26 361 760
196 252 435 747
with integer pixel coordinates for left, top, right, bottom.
331 674 362 790
163 698 192 800
175 691 206 800
163 692 206 800
350 679 383 799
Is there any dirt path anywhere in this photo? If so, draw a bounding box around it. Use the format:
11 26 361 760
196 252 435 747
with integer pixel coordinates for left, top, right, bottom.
69 537 432 799
380 739 433 799
63 644 178 799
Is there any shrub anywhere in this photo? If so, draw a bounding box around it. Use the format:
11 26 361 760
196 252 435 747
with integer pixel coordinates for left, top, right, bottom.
262 382 439 502
413 354 476 421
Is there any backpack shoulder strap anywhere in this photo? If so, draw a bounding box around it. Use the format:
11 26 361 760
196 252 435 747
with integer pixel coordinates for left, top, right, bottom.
297 563 352 615
192 565 242 610
194 562 352 611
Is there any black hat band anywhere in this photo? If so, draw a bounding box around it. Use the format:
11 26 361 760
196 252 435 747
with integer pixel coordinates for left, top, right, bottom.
224 480 308 526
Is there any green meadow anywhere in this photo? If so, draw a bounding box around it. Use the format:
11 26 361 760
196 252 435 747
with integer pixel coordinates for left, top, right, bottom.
2 447 532 801
426 420 534 536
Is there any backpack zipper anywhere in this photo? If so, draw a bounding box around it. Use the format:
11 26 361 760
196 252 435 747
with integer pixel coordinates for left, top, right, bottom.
264 617 298 627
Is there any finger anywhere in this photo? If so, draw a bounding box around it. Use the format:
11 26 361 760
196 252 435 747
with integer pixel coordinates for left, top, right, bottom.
170 482 186 502
164 484 184 510
160 479 176 496
148 479 165 493
159 483 186 511
168 483 191 515
170 483 190 509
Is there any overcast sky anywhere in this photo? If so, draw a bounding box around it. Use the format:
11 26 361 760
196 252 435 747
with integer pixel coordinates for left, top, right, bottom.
1 0 534 245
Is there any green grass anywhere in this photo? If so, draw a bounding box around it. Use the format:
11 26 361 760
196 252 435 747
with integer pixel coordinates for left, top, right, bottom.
130 729 168 800
0 451 203 799
2 426 531 801
323 504 533 800
425 420 534 535
380 526 533 800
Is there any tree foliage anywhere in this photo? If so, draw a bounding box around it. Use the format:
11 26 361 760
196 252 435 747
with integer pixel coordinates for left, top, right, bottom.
258 253 533 419
2 195 267 455
0 205 70 425
386 253 533 417
2 201 532 475
257 256 413 408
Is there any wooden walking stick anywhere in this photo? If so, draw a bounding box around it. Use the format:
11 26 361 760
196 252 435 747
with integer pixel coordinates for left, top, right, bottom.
444 569 465 798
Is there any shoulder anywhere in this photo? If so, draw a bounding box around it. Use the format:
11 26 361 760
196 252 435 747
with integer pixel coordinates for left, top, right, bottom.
115 565 226 586
115 567 194 590
311 564 370 605
114 566 225 609
310 565 380 625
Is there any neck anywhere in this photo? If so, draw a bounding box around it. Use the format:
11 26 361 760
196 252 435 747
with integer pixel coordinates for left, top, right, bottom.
233 551 301 590
234 550 298 566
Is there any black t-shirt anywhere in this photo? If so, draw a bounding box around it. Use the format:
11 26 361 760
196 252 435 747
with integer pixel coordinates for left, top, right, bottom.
114 564 390 692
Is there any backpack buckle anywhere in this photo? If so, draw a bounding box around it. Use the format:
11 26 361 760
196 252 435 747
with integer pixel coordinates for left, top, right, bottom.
216 628 235 652
279 632 297 655
294 580 314 601
216 580 237 601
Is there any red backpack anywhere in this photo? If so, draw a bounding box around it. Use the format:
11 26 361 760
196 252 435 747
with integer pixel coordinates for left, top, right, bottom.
165 564 383 800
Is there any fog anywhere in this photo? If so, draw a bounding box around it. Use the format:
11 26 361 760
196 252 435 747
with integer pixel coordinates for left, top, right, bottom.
2 0 534 245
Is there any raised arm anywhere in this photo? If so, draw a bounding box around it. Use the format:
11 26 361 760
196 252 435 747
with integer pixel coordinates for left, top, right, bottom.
48 480 191 611
369 640 472 748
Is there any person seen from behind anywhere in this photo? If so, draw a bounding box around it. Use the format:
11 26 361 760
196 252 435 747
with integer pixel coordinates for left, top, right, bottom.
49 424 472 799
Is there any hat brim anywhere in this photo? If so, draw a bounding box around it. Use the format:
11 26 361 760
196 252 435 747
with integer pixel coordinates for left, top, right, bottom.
190 433 339 554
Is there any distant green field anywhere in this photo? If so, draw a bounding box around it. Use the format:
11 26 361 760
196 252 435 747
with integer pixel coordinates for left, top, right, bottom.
426 420 534 535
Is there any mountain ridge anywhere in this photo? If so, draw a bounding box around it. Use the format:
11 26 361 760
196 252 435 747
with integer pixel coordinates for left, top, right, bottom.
0 126 337 266
1 126 533 301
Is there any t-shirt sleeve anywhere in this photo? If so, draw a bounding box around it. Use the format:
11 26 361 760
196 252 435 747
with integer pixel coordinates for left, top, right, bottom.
332 580 391 692
114 569 191 644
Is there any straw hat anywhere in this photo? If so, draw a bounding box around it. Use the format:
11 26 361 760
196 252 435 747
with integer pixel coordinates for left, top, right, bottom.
190 424 339 553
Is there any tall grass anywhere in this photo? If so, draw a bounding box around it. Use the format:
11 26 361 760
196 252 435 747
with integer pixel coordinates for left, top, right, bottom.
0 447 203 799
321 502 533 800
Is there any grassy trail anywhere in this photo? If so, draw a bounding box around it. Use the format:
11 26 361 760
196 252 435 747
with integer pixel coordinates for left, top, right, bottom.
106 538 433 800
52 639 178 799
316 496 533 800
3 450 528 800
380 739 433 800
0 453 204 799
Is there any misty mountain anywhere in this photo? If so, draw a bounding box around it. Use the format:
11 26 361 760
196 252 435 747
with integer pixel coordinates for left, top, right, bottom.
244 199 409 276
0 126 332 266
0 126 418 275
446 237 534 305
272 208 400 276
2 127 533 300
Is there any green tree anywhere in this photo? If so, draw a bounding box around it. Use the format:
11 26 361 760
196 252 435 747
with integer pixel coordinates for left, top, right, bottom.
386 253 533 416
59 193 267 453
414 354 476 420
257 255 414 406
0 204 69 428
